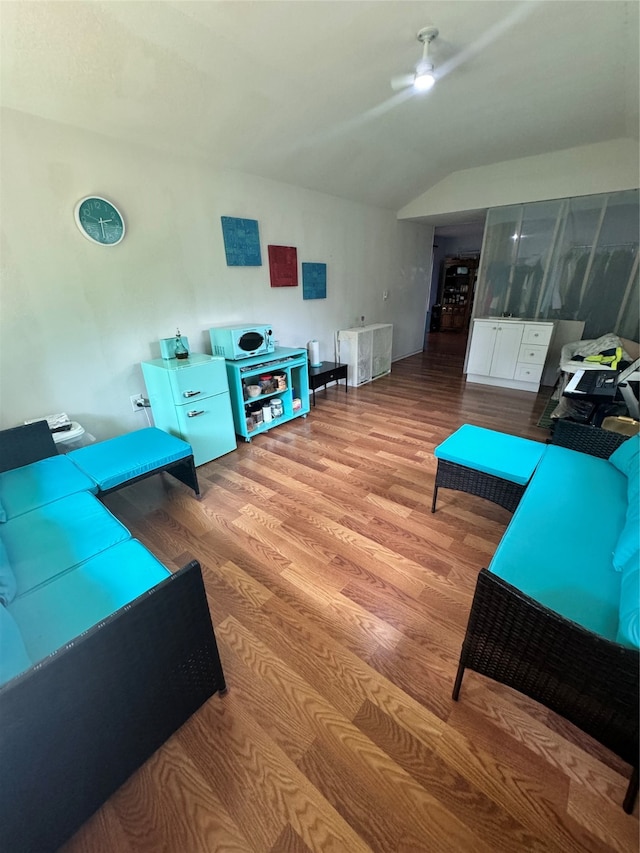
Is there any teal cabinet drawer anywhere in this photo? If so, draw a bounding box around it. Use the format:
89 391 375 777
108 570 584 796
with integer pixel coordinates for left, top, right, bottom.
168 359 229 404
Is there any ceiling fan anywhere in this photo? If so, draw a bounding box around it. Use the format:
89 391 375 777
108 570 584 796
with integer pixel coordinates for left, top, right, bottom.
391 26 439 92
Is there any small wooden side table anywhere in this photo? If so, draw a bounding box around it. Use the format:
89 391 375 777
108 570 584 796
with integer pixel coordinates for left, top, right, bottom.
308 361 348 406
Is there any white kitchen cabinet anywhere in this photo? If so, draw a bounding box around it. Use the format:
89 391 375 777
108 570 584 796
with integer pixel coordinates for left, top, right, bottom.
464 321 496 376
466 319 554 392
337 324 393 387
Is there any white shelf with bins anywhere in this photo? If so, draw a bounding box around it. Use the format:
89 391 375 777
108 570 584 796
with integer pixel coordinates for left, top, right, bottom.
337 324 393 387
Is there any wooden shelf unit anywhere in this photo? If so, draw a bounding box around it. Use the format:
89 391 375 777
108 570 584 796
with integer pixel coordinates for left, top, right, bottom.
438 257 479 332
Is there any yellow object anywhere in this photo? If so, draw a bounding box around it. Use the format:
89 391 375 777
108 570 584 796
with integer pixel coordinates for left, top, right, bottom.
584 347 623 370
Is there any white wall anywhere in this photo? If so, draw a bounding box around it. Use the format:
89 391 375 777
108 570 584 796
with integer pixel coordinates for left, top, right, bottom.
398 139 640 221
0 108 433 437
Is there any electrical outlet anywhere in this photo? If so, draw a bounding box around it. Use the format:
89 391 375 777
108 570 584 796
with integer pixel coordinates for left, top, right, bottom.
130 394 145 413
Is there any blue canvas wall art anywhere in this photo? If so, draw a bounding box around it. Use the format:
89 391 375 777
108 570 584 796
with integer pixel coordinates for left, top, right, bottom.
221 216 262 266
302 262 327 300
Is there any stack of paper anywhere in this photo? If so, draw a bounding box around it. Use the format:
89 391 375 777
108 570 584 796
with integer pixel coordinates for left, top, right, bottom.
24 413 72 433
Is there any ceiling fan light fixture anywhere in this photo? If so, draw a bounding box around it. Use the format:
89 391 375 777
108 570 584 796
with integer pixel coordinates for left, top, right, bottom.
390 24 440 94
413 26 438 92
413 70 436 92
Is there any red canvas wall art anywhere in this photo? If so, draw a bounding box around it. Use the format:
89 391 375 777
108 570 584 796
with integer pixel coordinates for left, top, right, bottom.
268 245 298 287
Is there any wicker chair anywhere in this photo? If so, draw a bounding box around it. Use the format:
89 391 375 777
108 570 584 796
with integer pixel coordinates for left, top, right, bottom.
453 420 639 813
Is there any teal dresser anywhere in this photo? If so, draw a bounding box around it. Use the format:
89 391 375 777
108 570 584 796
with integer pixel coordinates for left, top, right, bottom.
141 354 237 466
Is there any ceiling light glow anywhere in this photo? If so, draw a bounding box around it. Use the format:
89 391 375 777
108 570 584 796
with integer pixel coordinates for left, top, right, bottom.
413 72 436 92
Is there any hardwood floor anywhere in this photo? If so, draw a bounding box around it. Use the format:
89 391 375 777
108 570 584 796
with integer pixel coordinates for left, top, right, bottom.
62 333 638 853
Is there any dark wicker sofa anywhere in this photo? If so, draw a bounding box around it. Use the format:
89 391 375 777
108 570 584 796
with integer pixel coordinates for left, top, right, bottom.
452 420 639 813
0 423 227 852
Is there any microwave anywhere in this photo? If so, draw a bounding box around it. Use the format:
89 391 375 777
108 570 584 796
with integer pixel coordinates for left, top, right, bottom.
209 324 275 360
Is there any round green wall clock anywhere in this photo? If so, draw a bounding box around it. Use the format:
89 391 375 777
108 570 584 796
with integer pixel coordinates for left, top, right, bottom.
74 196 125 246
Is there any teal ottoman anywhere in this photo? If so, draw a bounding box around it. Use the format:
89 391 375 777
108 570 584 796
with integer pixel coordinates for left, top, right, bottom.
432 424 545 512
68 427 200 497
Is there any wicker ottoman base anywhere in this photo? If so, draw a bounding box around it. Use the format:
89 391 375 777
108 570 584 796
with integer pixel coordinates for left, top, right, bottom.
431 458 526 513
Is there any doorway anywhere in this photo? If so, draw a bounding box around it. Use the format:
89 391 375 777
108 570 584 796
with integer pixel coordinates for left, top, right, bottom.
424 217 486 350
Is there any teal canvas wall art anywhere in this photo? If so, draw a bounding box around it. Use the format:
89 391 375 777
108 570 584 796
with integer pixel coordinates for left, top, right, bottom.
302 262 327 299
221 216 262 266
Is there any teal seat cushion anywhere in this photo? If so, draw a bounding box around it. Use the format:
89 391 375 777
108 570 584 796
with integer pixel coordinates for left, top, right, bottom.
434 424 545 485
0 536 17 605
0 455 98 521
8 540 171 666
0 497 6 523
489 445 627 642
0 604 32 685
68 428 192 491
1 492 130 597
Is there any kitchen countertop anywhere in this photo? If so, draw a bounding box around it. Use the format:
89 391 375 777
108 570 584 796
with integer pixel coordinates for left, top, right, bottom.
480 316 553 323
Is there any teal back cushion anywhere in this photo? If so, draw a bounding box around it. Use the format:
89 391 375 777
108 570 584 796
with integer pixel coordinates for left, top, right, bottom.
608 434 640 477
0 535 17 605
617 554 640 649
608 435 640 571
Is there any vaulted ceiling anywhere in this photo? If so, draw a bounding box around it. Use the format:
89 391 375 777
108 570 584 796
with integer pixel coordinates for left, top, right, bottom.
2 1 638 211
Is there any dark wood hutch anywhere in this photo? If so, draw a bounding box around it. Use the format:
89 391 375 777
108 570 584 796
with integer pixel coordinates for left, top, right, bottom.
437 256 479 332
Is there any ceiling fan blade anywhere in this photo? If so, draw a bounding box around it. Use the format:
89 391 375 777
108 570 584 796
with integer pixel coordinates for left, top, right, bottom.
390 73 414 92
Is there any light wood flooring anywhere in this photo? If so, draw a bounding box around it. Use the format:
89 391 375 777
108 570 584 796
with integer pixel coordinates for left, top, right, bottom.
62 333 638 853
